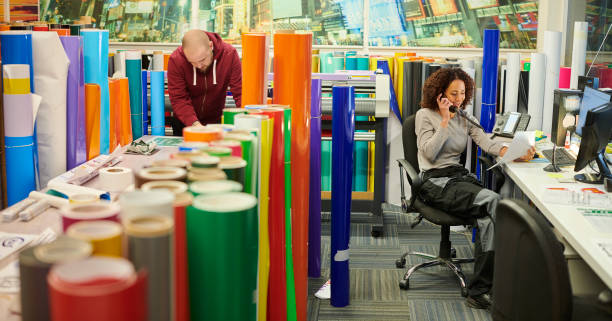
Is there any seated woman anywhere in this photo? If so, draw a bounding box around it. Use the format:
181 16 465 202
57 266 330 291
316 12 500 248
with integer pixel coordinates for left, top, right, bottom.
415 68 535 309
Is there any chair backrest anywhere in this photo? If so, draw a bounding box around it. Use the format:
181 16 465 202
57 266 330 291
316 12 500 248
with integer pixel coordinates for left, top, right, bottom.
403 114 419 171
492 199 573 321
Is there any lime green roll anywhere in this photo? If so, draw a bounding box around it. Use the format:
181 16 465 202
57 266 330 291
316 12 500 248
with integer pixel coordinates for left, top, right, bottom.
206 146 232 157
190 156 220 168
225 133 255 195
189 180 242 196
187 193 258 321
223 108 247 125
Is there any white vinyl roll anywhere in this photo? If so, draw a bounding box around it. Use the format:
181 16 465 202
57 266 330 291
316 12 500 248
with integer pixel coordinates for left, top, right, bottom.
99 167 134 192
32 31 70 187
461 67 476 171
125 50 142 60
504 53 521 113
47 181 110 199
528 53 546 131
570 22 588 89
28 191 70 208
460 59 475 70
542 31 562 135
113 51 126 77
119 190 174 221
153 51 164 71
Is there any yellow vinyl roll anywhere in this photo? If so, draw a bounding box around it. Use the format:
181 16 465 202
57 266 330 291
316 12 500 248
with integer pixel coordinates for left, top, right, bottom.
396 57 409 117
68 194 99 204
257 117 273 321
66 220 123 257
312 55 320 73
3 78 30 95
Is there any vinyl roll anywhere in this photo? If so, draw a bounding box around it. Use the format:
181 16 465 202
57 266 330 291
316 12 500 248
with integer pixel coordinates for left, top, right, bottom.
61 202 120 231
320 52 334 73
141 70 149 135
312 55 320 73
48 257 147 321
20 237 92 321
124 215 173 321
273 33 312 320
309 78 322 277
82 29 110 154
135 167 187 187
152 51 165 71
190 155 220 168
224 133 255 194
109 79 120 152
171 150 207 161
85 84 101 160
211 139 242 157
504 53 521 113
377 59 401 120
186 168 227 182
108 54 115 77
126 51 143 139
570 22 588 89
151 70 165 136
481 29 500 133
528 53 546 131
2 64 36 205
117 78 133 145
33 25 49 31
99 167 134 192
218 156 247 187
51 29 70 36
223 108 247 125
48 181 110 201
205 146 232 157
186 193 258 321
179 141 208 152
114 51 127 77
69 194 99 204
66 220 123 257
559 67 571 89
242 33 269 106
183 126 222 142
172 192 193 321
321 141 331 191
141 180 188 194
60 36 87 169
189 180 242 196
151 159 190 168
542 31 562 135
0 31 35 90
119 190 175 221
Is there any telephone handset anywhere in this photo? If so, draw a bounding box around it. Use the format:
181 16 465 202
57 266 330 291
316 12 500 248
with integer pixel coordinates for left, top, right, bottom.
492 112 531 138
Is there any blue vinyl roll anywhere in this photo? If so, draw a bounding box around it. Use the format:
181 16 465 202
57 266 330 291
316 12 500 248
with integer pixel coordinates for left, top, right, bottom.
151 71 165 136
346 57 357 70
0 32 34 91
5 136 36 205
480 29 500 133
142 70 149 135
330 85 355 307
376 60 401 121
82 30 110 154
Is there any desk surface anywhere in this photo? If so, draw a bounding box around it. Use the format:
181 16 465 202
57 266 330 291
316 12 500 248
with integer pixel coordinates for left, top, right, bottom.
503 157 612 290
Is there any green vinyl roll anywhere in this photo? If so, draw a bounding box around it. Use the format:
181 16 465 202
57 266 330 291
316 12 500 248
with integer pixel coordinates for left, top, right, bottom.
353 116 368 191
319 52 334 73
223 108 247 125
218 156 247 187
186 193 258 321
281 107 297 321
321 141 332 191
332 56 345 71
225 133 255 195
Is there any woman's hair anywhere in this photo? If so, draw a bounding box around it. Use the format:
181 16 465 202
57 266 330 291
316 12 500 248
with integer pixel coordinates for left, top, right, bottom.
420 68 474 110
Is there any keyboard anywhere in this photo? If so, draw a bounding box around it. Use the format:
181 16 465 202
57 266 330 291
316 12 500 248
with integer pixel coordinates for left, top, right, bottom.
541 148 576 167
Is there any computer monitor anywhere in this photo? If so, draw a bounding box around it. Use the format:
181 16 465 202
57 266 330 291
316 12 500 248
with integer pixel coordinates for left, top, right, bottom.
576 86 610 136
574 103 612 184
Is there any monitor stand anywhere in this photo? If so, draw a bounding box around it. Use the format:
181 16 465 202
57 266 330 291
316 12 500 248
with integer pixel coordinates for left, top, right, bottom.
574 151 611 184
574 173 603 184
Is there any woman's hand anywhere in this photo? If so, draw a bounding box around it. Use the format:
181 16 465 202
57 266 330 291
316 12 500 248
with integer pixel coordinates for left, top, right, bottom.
499 146 536 161
437 93 452 126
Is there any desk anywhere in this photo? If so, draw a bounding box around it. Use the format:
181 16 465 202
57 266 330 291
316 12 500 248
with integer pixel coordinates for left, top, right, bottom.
502 156 612 291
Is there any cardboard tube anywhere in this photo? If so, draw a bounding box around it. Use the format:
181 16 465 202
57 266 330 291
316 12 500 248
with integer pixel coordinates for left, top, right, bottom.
85 84 101 160
242 33 269 106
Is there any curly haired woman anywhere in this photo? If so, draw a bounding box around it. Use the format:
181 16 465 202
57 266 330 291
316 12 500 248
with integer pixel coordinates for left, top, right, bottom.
415 68 535 309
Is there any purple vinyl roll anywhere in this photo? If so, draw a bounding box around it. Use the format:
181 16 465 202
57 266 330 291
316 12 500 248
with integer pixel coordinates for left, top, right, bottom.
308 78 322 278
60 36 87 169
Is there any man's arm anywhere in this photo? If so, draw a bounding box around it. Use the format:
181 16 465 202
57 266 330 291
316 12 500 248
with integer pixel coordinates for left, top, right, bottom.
167 56 199 126
229 49 242 108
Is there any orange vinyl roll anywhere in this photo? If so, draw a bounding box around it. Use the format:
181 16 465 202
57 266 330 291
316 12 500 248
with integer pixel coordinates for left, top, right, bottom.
108 79 119 153
0 25 9 31
85 84 101 160
163 54 170 71
241 33 269 106
118 78 133 146
51 29 70 36
272 32 312 321
183 126 223 142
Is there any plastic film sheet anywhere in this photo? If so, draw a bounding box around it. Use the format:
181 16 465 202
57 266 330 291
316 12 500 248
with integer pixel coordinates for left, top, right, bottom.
242 33 269 106
151 71 165 136
308 78 322 277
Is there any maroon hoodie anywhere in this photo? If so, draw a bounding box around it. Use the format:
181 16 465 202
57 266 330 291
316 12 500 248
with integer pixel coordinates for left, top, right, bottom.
168 31 242 126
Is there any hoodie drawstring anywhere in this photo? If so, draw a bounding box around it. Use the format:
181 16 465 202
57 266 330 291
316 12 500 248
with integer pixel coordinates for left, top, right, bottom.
192 65 197 86
212 59 217 85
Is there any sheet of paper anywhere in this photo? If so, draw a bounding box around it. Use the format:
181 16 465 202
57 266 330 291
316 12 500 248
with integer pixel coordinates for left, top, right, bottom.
0 232 36 262
0 261 19 293
488 131 534 170
593 238 612 265
579 208 612 234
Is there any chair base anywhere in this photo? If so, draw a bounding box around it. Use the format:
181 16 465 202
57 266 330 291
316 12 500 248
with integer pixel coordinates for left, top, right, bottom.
396 250 474 297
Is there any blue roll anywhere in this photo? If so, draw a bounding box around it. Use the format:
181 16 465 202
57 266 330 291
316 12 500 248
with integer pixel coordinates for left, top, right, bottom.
480 29 499 133
0 31 35 91
330 85 355 307
5 136 36 205
376 60 401 121
346 57 357 70
151 71 165 136
82 29 110 154
142 70 149 135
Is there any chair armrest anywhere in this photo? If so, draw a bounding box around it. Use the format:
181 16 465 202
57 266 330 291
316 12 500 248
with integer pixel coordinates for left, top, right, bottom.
478 154 506 193
397 159 422 211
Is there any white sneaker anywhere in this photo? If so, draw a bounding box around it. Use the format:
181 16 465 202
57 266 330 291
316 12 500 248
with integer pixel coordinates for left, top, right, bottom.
314 280 331 299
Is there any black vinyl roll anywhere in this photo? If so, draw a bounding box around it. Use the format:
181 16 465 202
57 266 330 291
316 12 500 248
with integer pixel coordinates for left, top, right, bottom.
411 61 423 116
108 55 115 77
518 70 530 114
19 247 53 321
403 61 413 120
422 62 430 86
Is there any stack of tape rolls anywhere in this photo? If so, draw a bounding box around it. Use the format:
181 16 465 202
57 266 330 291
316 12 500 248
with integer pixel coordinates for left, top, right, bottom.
150 159 190 169
48 257 147 321
205 146 232 158
61 202 121 231
119 190 174 221
66 220 123 257
173 192 193 321
190 156 220 169
187 168 227 183
183 126 222 142
68 194 99 204
141 180 189 195
170 151 208 161
211 140 242 157
99 167 134 192
189 180 243 196
20 236 92 321
135 167 187 188
218 156 247 187
178 141 209 152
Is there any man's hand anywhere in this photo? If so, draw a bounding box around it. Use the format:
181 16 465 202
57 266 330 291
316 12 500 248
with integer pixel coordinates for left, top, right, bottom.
192 121 203 127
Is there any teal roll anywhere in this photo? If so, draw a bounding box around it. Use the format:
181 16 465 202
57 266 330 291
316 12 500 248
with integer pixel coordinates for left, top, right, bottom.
321 141 332 191
332 56 345 71
126 51 143 139
319 52 334 73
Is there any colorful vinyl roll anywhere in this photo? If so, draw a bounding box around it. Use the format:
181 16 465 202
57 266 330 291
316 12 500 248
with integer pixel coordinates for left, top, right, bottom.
85 84 101 160
224 133 255 194
527 53 546 131
571 22 588 89
61 202 121 231
171 150 207 161
223 108 247 125
309 78 322 277
66 220 123 257
190 155 220 168
179 141 208 152
124 215 173 321
218 156 247 187
242 33 269 106
51 29 70 36
60 36 87 169
109 78 120 152
0 31 35 90
33 25 49 31
321 141 331 191
173 192 193 321
183 126 222 142
187 168 227 182
135 166 187 187
186 193 258 321
559 67 571 89
480 29 500 133
141 180 188 195
126 51 143 139
542 31 562 135
206 146 232 157
99 167 134 192
19 237 92 321
117 77 133 146
189 180 242 196
2 64 36 206
330 85 355 307
119 190 175 221
151 70 165 136
82 29 110 154
48 257 147 321
141 70 149 136
211 139 242 157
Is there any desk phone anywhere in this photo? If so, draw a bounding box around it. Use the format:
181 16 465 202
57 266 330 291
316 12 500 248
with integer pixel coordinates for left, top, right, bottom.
492 112 531 138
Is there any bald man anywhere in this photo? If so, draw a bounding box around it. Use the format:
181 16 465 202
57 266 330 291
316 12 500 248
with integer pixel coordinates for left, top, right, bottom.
168 30 242 134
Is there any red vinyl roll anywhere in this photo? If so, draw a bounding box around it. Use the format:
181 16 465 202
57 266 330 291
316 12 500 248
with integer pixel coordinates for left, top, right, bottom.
174 192 193 321
48 257 147 321
252 108 287 320
33 25 49 31
273 32 312 321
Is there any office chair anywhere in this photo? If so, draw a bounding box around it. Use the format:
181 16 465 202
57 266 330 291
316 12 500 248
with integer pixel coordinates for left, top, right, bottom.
396 114 503 296
492 199 611 321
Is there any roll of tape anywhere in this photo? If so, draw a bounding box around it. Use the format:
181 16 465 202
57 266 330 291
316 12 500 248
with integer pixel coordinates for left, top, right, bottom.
66 220 123 257
190 156 220 168
69 194 99 204
170 151 209 161
119 190 175 221
61 202 121 232
218 156 247 187
210 140 242 157
189 180 243 196
183 126 222 142
205 146 232 158
178 141 209 152
99 167 134 192
141 180 189 195
187 168 227 183
150 159 190 168
135 167 187 188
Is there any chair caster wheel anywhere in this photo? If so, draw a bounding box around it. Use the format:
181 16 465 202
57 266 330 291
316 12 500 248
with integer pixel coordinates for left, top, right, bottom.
461 287 468 297
399 279 409 290
395 258 406 268
451 248 457 258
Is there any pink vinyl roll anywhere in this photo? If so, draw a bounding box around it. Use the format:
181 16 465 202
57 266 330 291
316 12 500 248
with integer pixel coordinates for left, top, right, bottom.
210 140 242 157
61 202 121 232
559 67 571 89
599 68 612 89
